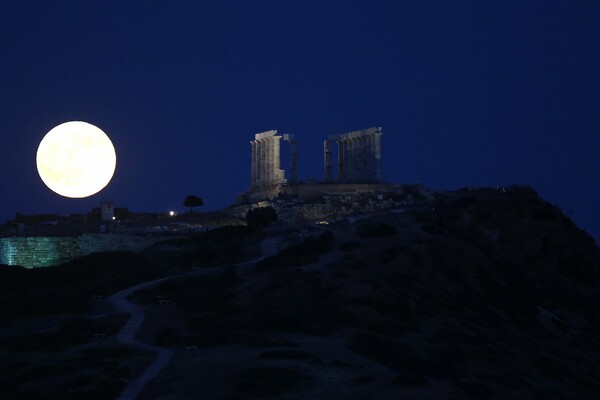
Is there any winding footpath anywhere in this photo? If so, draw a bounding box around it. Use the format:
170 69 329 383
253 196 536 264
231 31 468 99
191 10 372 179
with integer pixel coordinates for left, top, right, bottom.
110 237 280 400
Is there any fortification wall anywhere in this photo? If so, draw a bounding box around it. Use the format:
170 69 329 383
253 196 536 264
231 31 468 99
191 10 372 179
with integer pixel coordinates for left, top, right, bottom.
0 234 165 268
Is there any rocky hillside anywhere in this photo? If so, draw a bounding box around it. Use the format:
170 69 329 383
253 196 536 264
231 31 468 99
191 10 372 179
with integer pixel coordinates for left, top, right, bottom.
135 186 600 399
1 186 598 399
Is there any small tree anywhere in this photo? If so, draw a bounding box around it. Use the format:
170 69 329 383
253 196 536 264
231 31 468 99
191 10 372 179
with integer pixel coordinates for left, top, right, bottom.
183 195 204 213
245 206 278 230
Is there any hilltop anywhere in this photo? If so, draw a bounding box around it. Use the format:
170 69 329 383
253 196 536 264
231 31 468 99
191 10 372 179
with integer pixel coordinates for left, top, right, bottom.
1 186 599 399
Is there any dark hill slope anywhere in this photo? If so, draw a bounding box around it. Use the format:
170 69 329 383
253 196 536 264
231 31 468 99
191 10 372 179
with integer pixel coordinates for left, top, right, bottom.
138 186 600 399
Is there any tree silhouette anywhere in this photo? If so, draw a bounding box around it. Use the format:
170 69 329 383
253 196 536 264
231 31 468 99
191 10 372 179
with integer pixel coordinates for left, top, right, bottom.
183 195 204 213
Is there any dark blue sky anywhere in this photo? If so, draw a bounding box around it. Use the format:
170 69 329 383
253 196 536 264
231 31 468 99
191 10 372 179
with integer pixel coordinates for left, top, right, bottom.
1 1 598 243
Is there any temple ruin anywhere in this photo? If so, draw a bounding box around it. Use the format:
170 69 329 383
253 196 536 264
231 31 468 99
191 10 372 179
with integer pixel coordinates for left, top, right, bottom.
242 126 385 203
249 130 297 192
324 127 382 182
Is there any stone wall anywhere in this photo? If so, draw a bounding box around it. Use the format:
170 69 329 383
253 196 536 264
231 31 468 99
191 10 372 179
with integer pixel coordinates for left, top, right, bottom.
283 183 393 200
237 182 394 204
229 183 435 224
0 234 166 268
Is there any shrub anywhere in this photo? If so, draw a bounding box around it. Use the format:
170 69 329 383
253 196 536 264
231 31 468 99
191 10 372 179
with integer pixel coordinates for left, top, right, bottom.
280 236 332 257
340 241 361 251
450 380 492 399
17 364 80 383
5 333 62 352
0 251 170 324
59 374 96 389
155 327 180 347
231 367 309 397
259 350 322 364
246 207 278 230
421 223 446 236
255 254 319 270
393 372 427 387
58 318 102 344
349 334 416 373
351 332 463 380
354 375 375 383
255 234 331 270
355 222 398 237
377 247 399 263
249 290 349 335
318 230 334 242
77 346 138 362
202 225 250 241
184 240 244 267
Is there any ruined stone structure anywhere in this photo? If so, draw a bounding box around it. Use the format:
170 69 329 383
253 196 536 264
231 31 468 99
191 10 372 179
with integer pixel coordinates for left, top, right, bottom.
230 183 434 224
324 127 382 182
250 130 298 192
0 234 165 268
282 133 298 183
101 201 114 221
241 126 384 204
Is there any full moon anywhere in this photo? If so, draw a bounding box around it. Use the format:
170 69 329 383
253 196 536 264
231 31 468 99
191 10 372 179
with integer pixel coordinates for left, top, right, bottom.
36 121 117 198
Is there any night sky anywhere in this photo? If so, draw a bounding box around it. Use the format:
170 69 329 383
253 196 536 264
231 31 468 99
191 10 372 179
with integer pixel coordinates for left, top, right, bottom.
1 1 598 243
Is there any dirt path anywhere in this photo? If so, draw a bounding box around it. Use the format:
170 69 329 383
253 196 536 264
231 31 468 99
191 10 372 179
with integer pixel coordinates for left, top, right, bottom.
110 236 281 400
109 273 189 400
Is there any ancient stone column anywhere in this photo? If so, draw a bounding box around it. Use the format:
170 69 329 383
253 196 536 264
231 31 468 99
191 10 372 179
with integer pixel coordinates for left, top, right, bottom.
353 137 359 181
289 138 297 183
367 134 375 181
251 140 257 187
257 140 262 184
344 139 351 181
252 130 291 190
273 136 282 182
256 140 261 184
264 138 269 182
254 139 259 185
258 139 267 184
344 138 350 181
360 136 366 180
365 135 375 181
283 134 297 183
348 138 359 181
326 127 383 183
324 140 333 182
358 136 366 180
268 138 274 182
361 135 367 181
258 138 264 183
374 131 382 181
337 140 345 181
269 138 274 181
